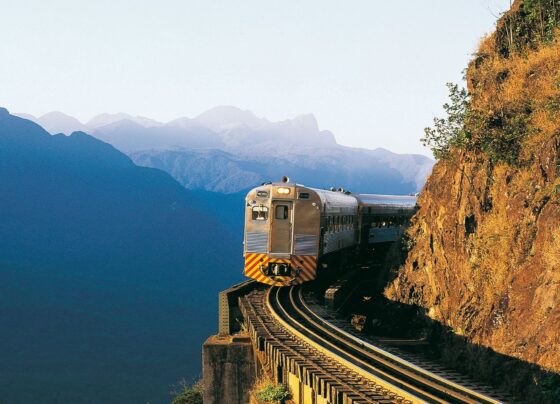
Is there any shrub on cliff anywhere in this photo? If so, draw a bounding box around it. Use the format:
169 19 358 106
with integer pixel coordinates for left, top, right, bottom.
254 382 290 403
422 83 471 160
424 0 560 165
496 0 560 56
171 379 203 404
423 80 534 165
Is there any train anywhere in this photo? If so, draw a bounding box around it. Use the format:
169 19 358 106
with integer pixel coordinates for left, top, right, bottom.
243 177 417 286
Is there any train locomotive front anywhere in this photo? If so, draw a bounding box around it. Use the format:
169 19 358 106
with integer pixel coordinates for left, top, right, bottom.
243 178 359 286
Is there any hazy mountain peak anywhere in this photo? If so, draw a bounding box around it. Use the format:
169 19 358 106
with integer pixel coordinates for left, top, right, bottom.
40 110 79 121
0 107 9 116
128 115 161 128
87 113 161 130
318 130 337 145
87 113 127 127
11 110 86 135
38 111 86 134
166 116 197 128
291 113 319 132
194 105 264 128
96 118 146 131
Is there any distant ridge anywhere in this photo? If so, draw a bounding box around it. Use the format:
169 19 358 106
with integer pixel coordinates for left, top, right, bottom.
15 105 326 135
14 106 434 194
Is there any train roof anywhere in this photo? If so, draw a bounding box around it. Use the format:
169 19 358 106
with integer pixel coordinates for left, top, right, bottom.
249 181 417 211
308 187 359 213
355 193 417 208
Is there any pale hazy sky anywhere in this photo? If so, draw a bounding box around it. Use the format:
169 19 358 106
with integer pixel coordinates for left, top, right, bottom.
0 0 510 156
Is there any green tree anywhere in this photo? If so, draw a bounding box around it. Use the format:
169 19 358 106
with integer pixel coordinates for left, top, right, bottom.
421 83 471 159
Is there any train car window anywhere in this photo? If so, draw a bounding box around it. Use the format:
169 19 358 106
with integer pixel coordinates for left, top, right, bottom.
251 206 269 221
275 205 289 220
252 206 269 221
298 192 310 199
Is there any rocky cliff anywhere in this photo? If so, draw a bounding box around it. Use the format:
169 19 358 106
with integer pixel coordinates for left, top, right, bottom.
385 0 560 381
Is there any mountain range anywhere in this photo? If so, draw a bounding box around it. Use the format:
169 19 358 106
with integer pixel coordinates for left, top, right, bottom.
17 106 434 194
0 108 242 403
3 105 433 402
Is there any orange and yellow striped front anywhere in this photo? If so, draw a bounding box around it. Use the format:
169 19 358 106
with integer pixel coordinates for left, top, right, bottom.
244 253 317 286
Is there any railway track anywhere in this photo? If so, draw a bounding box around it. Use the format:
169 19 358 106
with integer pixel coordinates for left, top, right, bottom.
242 284 511 403
241 287 413 403
301 292 510 400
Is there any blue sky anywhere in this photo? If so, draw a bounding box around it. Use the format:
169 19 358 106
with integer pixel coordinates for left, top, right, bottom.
0 0 510 155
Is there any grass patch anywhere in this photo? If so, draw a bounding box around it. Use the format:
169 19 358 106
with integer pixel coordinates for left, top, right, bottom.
252 375 291 403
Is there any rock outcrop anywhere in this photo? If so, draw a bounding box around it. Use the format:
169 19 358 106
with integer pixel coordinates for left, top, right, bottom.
386 0 560 376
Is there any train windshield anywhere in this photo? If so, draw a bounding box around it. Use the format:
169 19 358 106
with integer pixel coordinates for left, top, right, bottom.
251 206 269 221
275 205 289 220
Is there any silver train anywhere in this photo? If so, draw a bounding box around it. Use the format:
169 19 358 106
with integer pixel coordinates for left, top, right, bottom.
243 177 417 286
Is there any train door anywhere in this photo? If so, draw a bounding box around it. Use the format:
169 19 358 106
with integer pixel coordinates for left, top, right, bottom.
270 201 293 254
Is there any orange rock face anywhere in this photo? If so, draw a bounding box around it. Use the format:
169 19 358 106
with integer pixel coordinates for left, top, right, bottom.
385 1 560 373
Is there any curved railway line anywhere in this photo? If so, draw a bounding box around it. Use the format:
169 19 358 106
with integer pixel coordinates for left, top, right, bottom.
242 288 409 403
241 284 510 403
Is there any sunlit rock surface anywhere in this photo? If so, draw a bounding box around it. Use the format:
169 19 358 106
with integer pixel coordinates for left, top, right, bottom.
386 0 560 374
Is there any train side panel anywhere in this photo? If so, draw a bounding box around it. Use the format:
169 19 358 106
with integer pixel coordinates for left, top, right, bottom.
356 194 418 246
312 188 359 257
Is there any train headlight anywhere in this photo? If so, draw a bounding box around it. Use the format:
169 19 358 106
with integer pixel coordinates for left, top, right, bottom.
277 187 291 195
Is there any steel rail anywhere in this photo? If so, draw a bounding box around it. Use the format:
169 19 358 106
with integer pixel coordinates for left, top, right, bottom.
292 285 505 404
253 288 400 403
267 287 425 403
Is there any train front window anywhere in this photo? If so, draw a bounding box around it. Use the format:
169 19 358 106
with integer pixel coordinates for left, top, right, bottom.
275 205 289 220
252 206 269 221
